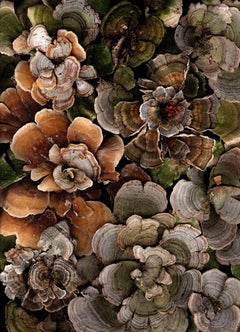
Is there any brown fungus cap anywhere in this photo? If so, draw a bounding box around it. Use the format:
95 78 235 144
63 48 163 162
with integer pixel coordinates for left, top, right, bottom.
10 123 52 165
0 209 57 248
0 179 50 218
66 196 113 256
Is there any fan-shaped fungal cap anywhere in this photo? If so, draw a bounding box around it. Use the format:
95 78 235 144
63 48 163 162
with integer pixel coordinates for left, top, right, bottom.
45 35 72 60
0 209 56 248
14 61 36 92
170 134 216 170
201 209 238 250
188 3 231 34
175 4 240 82
100 1 140 38
170 267 202 309
66 196 113 256
190 94 219 131
35 108 70 147
76 77 94 97
209 147 240 187
118 215 160 249
14 24 90 112
55 56 80 88
53 0 101 47
124 127 163 168
37 221 75 260
209 186 240 224
143 53 190 91
32 258 78 294
94 80 120 134
117 213 176 250
34 84 76 112
56 29 86 61
94 80 136 135
96 135 124 182
0 88 29 125
49 191 73 217
10 122 52 165
113 180 168 223
0 264 27 300
30 51 54 78
24 162 61 193
113 100 144 138
133 245 176 266
158 0 183 28
0 0 24 52
160 224 209 269
79 64 97 81
67 116 103 153
216 230 240 265
209 67 240 102
0 86 41 143
107 163 151 204
12 29 31 54
27 24 52 52
129 257 175 310
68 287 124 332
117 289 169 330
0 180 49 217
92 223 133 265
175 4 225 51
170 179 210 222
99 260 139 306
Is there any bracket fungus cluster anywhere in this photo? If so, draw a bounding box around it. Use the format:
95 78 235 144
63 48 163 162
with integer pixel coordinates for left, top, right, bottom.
13 24 97 111
1 0 240 331
0 86 42 143
10 110 124 192
189 269 240 332
100 1 166 68
174 2 240 101
94 52 218 170
170 148 240 256
68 211 209 331
0 221 80 312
